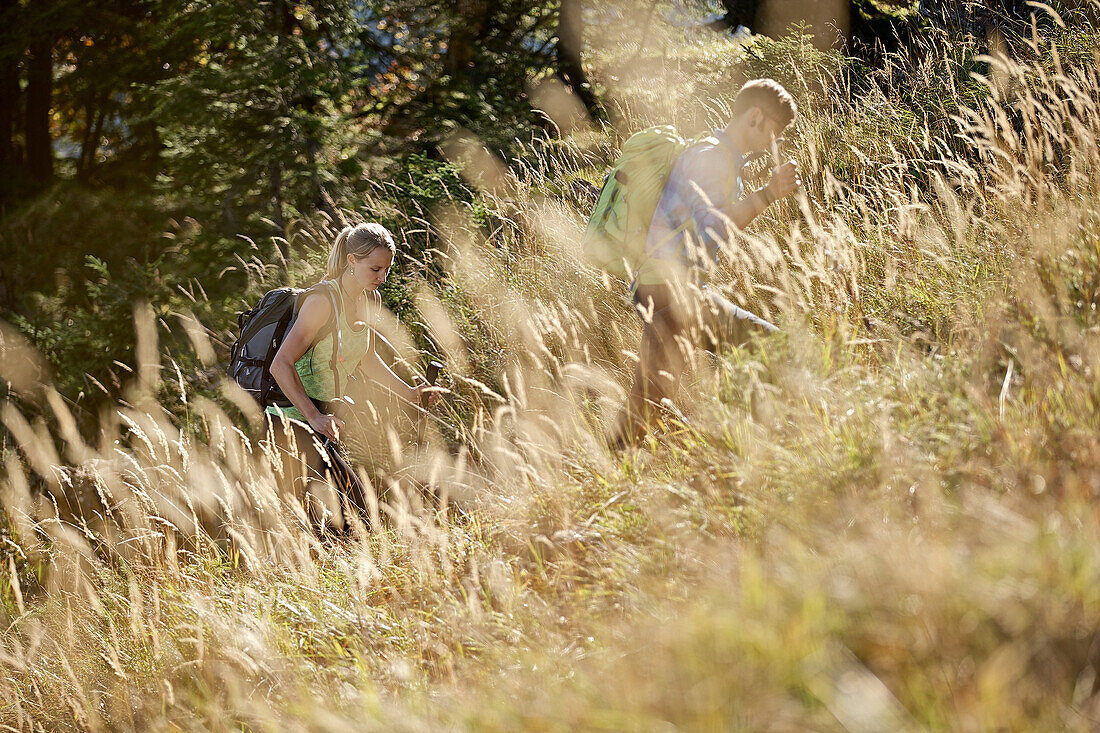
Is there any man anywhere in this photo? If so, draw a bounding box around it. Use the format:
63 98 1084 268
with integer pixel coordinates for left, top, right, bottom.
613 78 801 447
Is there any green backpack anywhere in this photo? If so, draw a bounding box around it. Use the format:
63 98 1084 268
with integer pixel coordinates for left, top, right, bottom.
581 126 691 280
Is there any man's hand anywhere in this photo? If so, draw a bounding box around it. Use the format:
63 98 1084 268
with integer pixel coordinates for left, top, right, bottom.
766 160 802 201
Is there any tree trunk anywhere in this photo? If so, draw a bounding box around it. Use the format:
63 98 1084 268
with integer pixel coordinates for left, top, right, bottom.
0 53 19 191
88 101 107 175
304 135 341 225
78 99 96 179
707 0 759 32
25 37 53 187
0 0 20 190
556 0 601 120
444 1 500 87
270 162 288 259
273 0 295 35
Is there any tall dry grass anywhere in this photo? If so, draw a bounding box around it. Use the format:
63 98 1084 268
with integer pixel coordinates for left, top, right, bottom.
3 4 1100 730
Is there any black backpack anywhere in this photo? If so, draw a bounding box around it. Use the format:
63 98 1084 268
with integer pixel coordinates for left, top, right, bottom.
227 281 342 408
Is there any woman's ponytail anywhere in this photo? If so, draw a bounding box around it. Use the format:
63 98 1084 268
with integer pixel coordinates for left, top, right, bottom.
326 226 353 280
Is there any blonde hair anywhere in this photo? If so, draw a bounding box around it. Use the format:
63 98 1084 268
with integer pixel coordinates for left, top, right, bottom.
325 222 397 279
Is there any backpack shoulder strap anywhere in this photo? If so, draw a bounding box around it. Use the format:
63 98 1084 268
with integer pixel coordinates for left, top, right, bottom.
319 280 343 398
301 279 345 400
708 129 748 171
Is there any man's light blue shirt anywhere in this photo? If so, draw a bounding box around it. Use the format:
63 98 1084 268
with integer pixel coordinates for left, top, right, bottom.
645 129 745 270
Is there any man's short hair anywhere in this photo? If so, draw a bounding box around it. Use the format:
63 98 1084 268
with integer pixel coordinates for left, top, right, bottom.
732 79 797 129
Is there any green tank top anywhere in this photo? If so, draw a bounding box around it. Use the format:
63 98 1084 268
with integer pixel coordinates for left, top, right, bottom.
266 279 376 423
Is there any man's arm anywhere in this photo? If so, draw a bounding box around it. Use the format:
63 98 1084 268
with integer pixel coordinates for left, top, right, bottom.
674 149 801 263
649 145 802 266
722 160 801 230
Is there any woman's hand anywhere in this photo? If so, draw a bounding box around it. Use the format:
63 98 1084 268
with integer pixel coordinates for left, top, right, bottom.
308 413 345 442
413 384 446 409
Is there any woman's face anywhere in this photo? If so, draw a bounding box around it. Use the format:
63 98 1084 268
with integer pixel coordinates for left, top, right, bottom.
347 247 394 291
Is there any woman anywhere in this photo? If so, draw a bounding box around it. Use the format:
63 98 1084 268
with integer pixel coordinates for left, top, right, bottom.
266 222 436 531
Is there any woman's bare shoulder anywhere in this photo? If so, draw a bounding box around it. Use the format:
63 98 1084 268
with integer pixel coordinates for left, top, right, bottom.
298 288 335 324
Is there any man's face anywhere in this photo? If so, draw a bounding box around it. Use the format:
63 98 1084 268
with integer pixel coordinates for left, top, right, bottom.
746 108 786 155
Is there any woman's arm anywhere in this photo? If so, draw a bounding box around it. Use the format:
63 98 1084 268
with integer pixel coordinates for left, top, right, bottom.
268 293 344 440
349 292 440 410
360 347 440 408
354 294 436 407
358 337 418 404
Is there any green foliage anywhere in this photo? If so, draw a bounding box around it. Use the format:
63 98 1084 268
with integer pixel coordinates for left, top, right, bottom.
150 0 360 232
363 1 560 155
8 254 172 409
